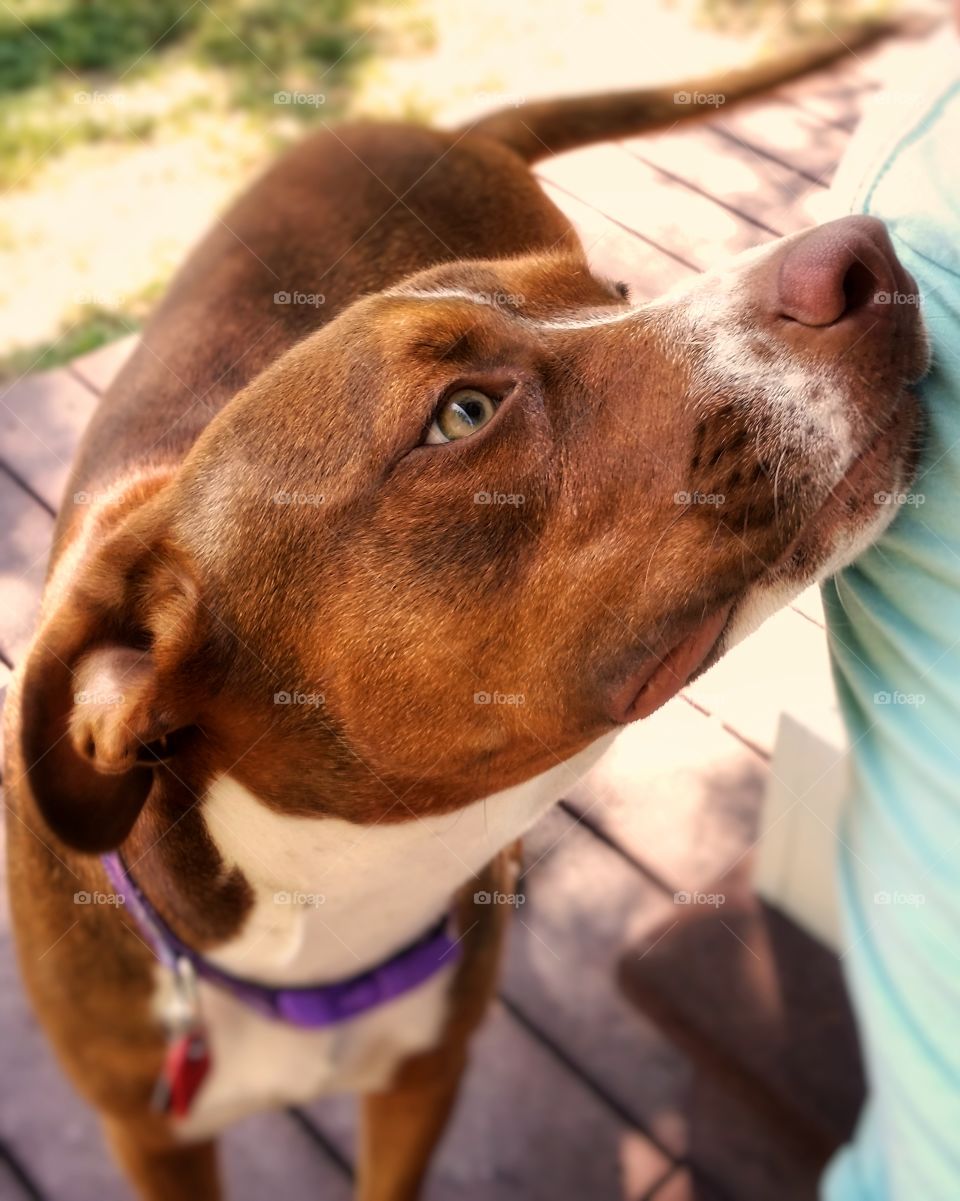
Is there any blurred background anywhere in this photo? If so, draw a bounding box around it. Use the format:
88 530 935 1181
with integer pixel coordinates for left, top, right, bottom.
0 0 904 380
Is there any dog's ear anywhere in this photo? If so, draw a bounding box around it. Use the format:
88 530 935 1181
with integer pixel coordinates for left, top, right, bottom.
18 520 207 853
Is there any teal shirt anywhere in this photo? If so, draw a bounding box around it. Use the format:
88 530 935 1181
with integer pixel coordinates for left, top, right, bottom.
820 40 960 1201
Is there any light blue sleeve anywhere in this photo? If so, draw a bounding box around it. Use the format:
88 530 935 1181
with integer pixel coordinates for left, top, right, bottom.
818 37 960 1201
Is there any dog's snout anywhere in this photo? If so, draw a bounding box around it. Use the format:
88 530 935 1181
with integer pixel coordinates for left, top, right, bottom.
776 216 906 328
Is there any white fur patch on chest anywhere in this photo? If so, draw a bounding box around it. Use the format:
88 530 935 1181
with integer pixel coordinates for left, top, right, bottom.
164 736 614 1137
169 967 455 1141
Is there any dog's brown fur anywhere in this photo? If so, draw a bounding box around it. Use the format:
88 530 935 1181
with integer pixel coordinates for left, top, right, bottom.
4 36 925 1201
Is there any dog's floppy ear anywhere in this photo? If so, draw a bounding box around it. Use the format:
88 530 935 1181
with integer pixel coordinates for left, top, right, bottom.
19 520 206 853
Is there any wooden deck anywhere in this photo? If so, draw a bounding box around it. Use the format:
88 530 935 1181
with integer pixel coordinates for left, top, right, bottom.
0 27 941 1201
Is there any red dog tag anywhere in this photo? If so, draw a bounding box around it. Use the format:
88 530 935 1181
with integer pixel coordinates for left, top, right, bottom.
152 1027 211 1118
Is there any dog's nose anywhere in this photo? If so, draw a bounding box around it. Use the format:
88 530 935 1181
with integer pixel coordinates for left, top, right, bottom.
777 216 907 327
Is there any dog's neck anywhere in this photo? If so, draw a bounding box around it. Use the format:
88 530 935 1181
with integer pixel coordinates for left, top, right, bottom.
197 735 614 986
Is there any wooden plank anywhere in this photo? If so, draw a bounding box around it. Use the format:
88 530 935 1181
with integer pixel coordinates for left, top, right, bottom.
707 98 851 187
537 179 696 298
502 807 830 1200
618 874 865 1173
684 606 835 756
0 1146 44 1201
221 1112 352 1201
660 1069 824 1201
0 472 54 665
772 52 874 131
537 144 770 273
561 701 768 894
506 807 681 1149
620 125 828 236
304 997 673 1201
69 335 139 398
0 369 97 513
644 1165 727 1201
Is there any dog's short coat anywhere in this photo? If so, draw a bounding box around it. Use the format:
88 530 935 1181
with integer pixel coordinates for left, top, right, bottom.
4 41 927 1201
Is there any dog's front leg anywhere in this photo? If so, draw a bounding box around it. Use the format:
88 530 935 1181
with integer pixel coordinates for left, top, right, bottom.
356 849 521 1201
356 1051 466 1201
102 1116 220 1201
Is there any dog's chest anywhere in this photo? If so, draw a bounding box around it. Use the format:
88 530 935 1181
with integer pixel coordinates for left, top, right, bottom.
168 965 454 1140
163 736 614 1138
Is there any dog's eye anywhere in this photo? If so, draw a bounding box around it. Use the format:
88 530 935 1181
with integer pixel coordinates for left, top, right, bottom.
426 388 499 444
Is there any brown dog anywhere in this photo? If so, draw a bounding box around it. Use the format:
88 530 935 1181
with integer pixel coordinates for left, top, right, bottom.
4 46 927 1201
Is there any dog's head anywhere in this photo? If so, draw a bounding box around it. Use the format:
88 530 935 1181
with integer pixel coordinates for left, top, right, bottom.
21 216 927 850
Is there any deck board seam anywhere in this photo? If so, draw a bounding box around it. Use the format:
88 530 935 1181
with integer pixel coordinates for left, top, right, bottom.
0 459 57 520
553 799 679 897
618 145 785 239
775 92 860 133
498 994 681 1159
285 1107 355 1180
706 123 834 187
499 993 740 1201
0 1136 47 1201
534 175 701 274
67 363 104 400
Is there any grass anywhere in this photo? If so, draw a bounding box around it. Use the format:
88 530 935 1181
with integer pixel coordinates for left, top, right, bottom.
0 1 196 93
0 0 399 376
0 308 135 379
0 0 365 96
0 0 374 188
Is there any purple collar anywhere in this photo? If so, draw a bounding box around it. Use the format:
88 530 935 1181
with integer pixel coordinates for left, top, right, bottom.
101 852 459 1029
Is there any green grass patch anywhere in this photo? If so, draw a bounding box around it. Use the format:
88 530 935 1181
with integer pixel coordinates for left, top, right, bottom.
0 307 137 381
0 0 377 186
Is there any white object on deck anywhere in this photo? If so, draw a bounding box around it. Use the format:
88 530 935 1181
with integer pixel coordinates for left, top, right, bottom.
754 702 849 953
